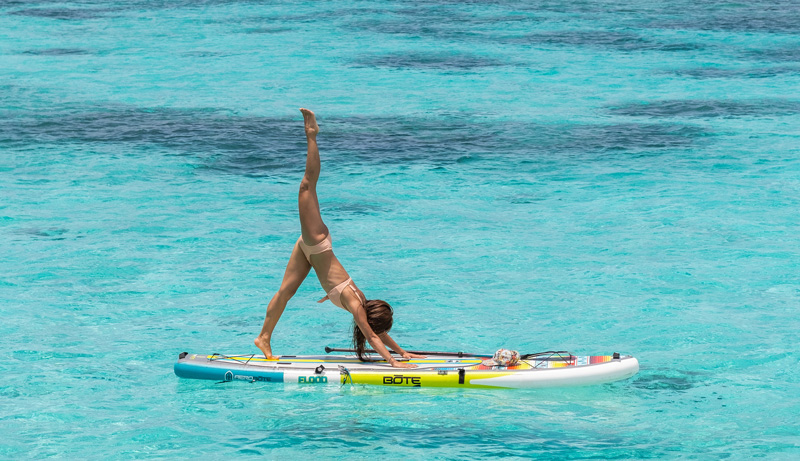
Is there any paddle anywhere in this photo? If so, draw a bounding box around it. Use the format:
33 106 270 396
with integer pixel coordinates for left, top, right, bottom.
324 347 574 361
324 346 491 358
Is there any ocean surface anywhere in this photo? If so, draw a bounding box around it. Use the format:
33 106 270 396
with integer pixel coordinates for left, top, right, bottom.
2 0 799 458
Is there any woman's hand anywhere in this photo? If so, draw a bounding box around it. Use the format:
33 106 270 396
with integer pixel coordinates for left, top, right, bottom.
402 352 427 359
390 360 418 369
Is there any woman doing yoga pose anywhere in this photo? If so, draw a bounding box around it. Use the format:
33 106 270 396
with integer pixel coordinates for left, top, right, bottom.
254 109 423 369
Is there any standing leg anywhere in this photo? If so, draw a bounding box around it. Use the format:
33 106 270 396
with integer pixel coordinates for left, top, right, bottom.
254 240 312 358
297 108 329 245
253 108 324 358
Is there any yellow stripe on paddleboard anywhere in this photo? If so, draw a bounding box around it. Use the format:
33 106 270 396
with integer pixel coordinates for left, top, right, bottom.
345 371 517 389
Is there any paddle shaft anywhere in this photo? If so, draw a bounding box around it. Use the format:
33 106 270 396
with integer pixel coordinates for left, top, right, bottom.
324 346 491 358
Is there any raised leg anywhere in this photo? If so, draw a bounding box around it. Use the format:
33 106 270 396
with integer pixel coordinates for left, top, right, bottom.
297 108 329 245
254 239 312 358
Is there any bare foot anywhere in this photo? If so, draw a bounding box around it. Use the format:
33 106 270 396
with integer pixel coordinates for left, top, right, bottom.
299 108 319 137
254 335 277 359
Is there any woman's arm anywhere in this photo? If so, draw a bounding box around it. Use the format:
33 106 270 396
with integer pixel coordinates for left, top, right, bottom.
352 305 417 368
379 332 426 359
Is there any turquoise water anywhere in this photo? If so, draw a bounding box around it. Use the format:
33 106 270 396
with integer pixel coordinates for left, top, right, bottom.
2 0 799 457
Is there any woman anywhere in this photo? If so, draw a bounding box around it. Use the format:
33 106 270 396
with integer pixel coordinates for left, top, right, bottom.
254 109 423 369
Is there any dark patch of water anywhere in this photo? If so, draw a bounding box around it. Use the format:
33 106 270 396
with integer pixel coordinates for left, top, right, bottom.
412 0 800 36
511 0 800 35
628 0 800 35
320 118 706 169
240 26 291 35
665 66 800 79
348 6 702 54
349 18 484 42
200 153 298 178
20 48 92 56
241 6 371 25
182 51 235 58
608 99 800 118
631 370 700 392
12 227 70 240
511 30 702 53
1 104 706 177
745 46 800 63
546 122 704 153
2 0 319 20
348 7 539 43
7 6 115 20
204 11 338 32
218 319 250 327
0 104 303 165
394 4 537 29
353 51 509 71
322 203 386 216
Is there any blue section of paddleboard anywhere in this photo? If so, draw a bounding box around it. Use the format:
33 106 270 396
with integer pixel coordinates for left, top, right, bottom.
174 361 284 383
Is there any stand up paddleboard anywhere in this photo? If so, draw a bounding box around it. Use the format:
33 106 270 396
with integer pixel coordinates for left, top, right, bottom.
174 348 639 389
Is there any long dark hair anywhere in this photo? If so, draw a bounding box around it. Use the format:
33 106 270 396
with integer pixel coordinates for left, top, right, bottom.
352 300 393 361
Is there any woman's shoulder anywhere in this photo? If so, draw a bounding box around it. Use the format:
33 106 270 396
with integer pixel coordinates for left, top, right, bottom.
341 285 366 314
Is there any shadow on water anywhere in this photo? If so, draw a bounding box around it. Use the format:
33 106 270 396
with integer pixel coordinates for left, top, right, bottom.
607 99 800 118
630 369 701 392
1 103 707 176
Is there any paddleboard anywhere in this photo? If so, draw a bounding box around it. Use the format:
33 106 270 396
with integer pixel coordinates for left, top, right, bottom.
174 351 639 389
